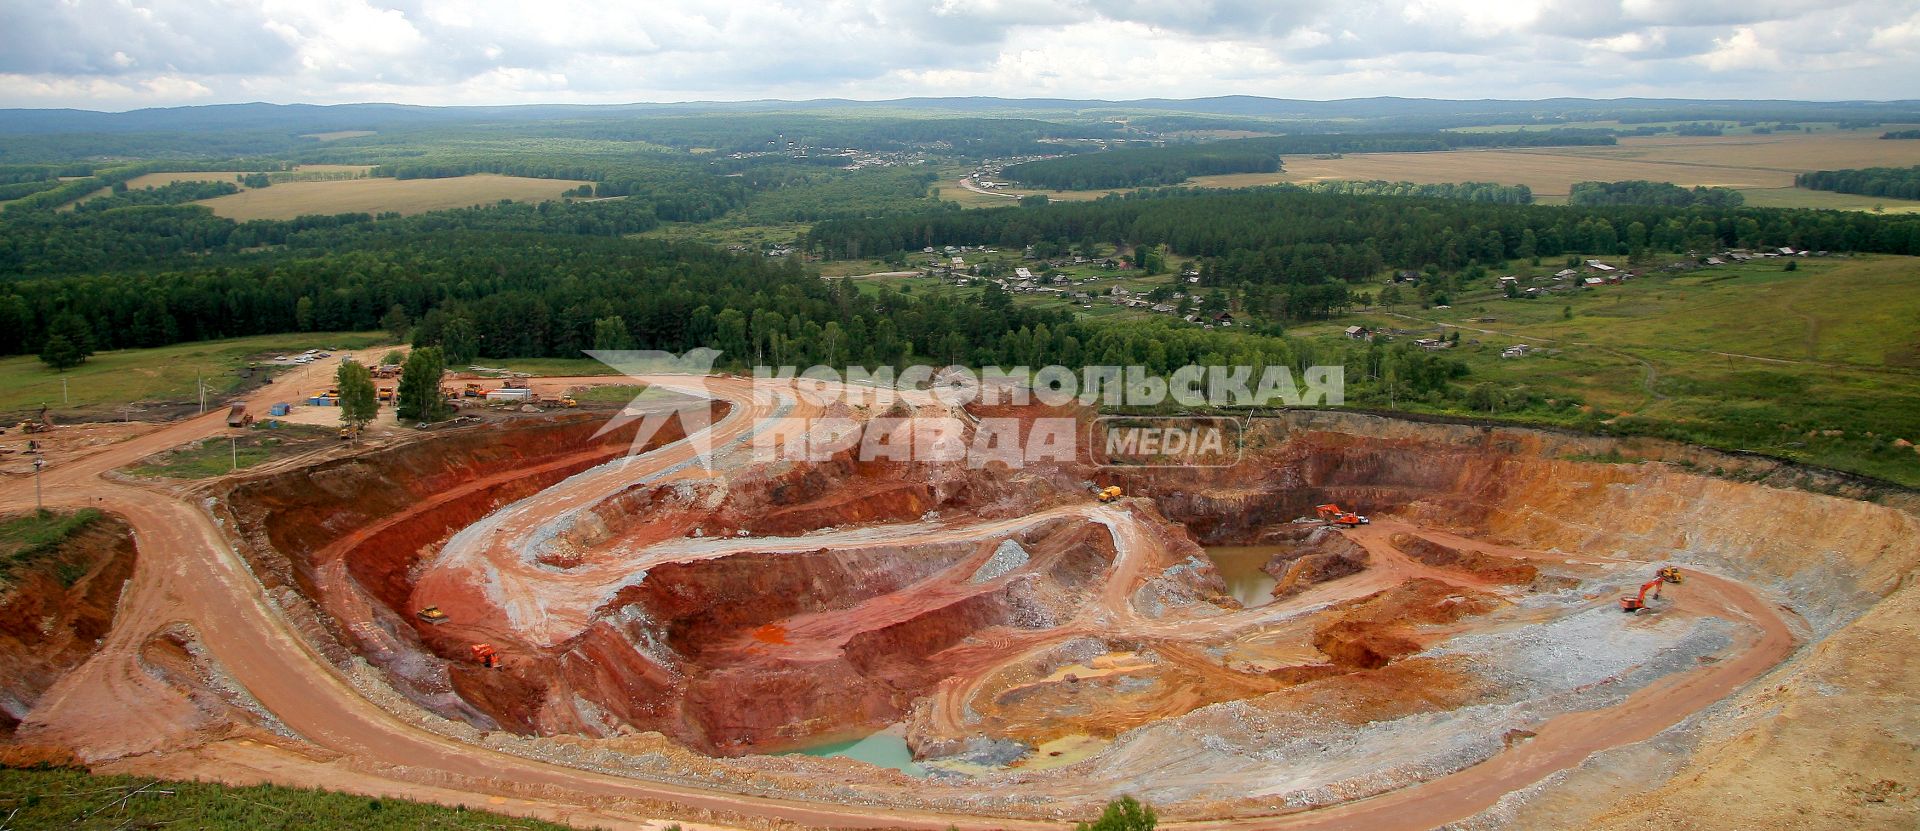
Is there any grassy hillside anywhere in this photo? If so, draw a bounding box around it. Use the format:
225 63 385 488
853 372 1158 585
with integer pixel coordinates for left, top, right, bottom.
0 768 593 831
1340 255 1920 484
0 331 389 418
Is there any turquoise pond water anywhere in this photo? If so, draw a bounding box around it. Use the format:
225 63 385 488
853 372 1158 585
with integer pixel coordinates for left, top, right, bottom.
787 732 929 777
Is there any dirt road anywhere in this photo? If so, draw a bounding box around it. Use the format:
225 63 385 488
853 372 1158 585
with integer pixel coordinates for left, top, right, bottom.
1 374 1801 831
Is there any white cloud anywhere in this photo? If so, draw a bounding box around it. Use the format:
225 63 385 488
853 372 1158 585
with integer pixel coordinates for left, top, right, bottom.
0 0 1914 108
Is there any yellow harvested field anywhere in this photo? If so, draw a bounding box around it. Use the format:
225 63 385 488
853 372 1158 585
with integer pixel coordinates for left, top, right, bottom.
962 129 1920 212
1260 131 1920 200
300 130 375 141
194 173 589 220
291 163 376 175
117 171 246 189
1273 149 1787 194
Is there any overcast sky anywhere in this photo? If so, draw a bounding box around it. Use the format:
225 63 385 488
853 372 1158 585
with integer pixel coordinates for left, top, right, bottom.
2 0 1916 110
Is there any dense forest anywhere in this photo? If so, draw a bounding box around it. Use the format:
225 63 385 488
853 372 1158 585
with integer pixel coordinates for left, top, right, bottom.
810 186 1920 263
1566 180 1746 208
1002 131 1613 190
73 179 240 212
1290 180 1533 204
1002 140 1283 190
1795 165 1920 199
806 187 1920 320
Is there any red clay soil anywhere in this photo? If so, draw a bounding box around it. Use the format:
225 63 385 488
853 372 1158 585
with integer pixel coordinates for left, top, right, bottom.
0 517 135 734
1390 533 1538 584
1312 579 1501 670
1261 526 1371 599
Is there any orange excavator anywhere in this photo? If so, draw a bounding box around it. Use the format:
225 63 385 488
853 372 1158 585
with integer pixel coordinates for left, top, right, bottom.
470 643 503 669
1316 503 1370 527
1620 568 1682 612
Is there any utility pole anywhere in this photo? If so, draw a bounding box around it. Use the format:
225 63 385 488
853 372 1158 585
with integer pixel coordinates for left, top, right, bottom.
62 377 68 405
230 436 238 471
198 375 205 415
32 457 44 514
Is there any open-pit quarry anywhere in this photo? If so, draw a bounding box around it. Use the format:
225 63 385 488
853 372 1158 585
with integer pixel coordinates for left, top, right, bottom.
2 373 1916 831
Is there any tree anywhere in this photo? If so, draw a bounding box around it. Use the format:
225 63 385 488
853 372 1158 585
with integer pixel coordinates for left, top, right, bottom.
380 304 411 343
294 296 315 332
336 360 378 434
440 317 479 367
39 314 95 371
1076 797 1155 831
592 316 633 351
1378 284 1403 309
396 346 450 424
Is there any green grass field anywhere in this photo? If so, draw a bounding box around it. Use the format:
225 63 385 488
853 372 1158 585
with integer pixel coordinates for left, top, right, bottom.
0 509 103 589
0 768 589 831
125 425 337 479
0 332 392 418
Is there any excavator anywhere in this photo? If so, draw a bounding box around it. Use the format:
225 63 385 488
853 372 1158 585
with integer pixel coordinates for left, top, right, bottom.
1315 503 1370 527
1620 568 1682 612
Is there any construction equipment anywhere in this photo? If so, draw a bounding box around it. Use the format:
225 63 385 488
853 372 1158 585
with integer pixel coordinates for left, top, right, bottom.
559 395 578 408
377 387 395 402
1620 576 1667 612
415 605 449 624
1658 566 1684 584
226 402 253 428
462 382 485 398
338 425 360 442
1315 503 1369 527
19 406 53 434
470 643 503 669
1096 485 1123 503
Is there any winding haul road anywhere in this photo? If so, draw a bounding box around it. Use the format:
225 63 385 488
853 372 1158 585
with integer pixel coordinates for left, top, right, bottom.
2 373 1798 831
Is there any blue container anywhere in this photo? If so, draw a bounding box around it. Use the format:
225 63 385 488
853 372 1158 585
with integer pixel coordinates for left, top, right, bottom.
269 403 291 416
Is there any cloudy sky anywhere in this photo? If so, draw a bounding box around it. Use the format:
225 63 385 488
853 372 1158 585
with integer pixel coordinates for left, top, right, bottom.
2 0 1917 110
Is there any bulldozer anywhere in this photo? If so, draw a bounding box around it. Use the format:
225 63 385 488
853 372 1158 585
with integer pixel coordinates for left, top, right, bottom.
1315 503 1369 527
470 643 503 669
1095 485 1123 503
559 395 578 409
415 605 449 625
1657 566 1683 584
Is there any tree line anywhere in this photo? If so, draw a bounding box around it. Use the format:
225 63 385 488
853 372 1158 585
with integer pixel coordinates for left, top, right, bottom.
1567 180 1745 208
1002 131 1614 190
1003 141 1283 190
806 187 1920 316
1290 180 1533 204
74 179 240 212
1795 165 1920 200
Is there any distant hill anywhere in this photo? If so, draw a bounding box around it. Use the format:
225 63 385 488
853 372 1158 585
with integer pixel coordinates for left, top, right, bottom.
4 96 1918 135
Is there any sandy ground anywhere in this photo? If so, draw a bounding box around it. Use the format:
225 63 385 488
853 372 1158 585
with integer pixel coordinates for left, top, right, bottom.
0 373 1840 830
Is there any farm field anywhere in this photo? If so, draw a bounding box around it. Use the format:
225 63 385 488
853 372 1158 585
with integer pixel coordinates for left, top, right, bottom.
301 129 377 141
194 173 588 220
959 129 1920 210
